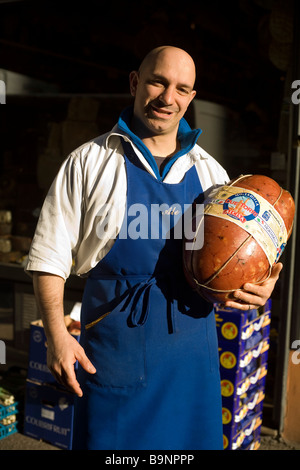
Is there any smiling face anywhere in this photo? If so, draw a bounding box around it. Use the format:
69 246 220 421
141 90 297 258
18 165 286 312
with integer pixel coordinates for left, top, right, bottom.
129 46 197 140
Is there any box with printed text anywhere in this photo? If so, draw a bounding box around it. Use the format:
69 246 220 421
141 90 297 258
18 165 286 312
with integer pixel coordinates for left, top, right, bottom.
222 383 265 439
218 337 270 385
223 411 263 450
23 379 75 450
214 300 272 450
214 299 271 354
27 315 80 385
220 362 268 416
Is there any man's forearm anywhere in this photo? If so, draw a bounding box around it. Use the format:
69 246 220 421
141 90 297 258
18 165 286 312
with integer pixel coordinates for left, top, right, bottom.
32 272 67 340
32 271 96 395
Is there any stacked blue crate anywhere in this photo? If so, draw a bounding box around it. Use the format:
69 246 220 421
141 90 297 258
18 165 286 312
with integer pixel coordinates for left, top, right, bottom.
0 390 18 441
214 299 271 450
24 316 80 449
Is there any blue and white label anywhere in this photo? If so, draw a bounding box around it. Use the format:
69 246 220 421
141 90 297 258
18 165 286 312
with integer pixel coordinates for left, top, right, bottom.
223 192 260 223
204 184 288 265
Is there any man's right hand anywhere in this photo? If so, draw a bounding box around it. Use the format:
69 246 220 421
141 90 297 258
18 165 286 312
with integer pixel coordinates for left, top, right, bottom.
46 330 96 397
32 272 96 397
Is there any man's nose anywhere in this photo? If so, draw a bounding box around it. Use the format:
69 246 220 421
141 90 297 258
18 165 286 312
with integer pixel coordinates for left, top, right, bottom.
159 86 175 105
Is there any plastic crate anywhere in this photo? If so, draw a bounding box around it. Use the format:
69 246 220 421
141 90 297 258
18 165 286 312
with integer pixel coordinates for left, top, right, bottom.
0 421 18 440
0 402 18 421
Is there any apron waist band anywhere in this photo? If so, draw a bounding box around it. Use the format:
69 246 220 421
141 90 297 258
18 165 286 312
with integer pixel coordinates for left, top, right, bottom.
88 272 182 331
89 272 180 281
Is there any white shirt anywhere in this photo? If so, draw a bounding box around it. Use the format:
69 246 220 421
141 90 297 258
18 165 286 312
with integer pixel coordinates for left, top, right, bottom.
25 123 229 281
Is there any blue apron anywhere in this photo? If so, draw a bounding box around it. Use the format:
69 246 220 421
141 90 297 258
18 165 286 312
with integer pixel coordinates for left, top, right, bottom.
72 139 223 450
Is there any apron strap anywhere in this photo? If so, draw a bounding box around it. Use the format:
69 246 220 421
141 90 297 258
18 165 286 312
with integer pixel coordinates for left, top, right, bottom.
119 274 179 333
121 276 156 326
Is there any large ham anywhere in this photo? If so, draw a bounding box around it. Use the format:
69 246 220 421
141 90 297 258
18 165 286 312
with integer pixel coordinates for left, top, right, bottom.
183 174 295 304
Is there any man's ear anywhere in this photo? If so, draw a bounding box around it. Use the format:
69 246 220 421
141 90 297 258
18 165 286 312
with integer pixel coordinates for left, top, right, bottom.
129 71 139 97
189 89 197 104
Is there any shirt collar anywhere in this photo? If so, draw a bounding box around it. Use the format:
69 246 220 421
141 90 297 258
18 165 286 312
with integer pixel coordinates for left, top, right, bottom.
114 106 202 180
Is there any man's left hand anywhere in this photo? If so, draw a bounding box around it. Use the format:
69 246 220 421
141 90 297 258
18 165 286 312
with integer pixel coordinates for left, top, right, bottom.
225 262 283 311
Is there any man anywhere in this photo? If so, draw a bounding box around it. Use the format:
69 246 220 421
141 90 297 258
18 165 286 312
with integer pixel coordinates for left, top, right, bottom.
26 46 282 450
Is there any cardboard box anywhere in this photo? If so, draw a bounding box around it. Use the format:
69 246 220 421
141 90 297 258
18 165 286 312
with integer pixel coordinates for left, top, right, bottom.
220 362 268 415
223 411 263 450
215 302 271 450
218 337 270 385
24 380 75 450
27 315 80 385
215 299 271 355
222 384 264 438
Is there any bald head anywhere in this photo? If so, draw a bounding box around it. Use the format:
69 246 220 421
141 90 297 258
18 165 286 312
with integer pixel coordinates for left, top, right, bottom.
139 46 196 87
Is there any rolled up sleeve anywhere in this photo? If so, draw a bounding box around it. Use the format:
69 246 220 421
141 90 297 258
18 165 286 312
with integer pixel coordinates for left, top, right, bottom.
25 154 83 280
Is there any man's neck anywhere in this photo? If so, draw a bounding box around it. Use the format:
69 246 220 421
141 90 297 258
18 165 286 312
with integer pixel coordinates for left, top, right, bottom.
130 117 180 158
141 134 181 158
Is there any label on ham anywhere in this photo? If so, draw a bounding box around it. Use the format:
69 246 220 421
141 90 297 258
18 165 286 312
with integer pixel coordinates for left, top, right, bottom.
204 185 288 265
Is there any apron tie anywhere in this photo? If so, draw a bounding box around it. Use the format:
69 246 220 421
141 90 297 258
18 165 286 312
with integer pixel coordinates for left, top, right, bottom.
122 276 156 326
87 272 180 331
122 274 180 333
